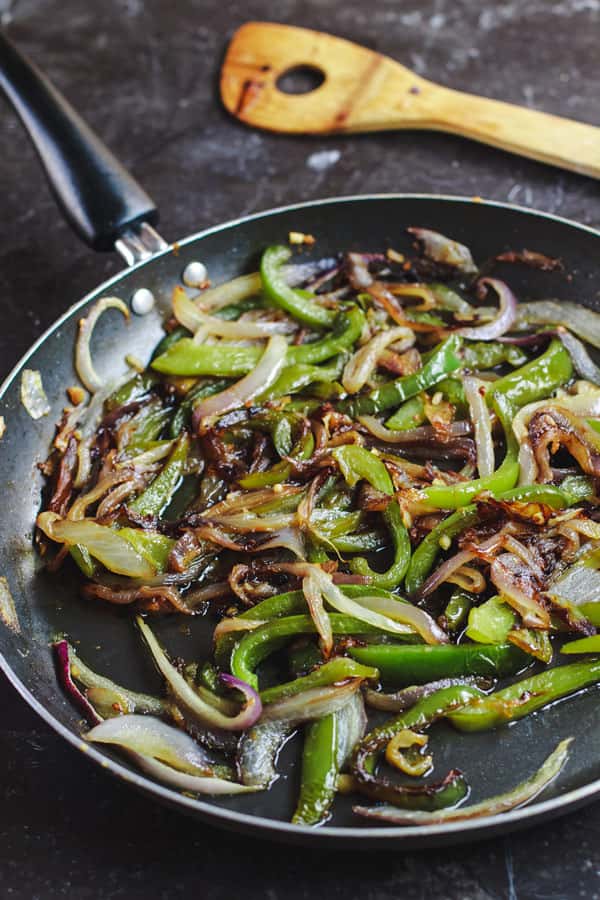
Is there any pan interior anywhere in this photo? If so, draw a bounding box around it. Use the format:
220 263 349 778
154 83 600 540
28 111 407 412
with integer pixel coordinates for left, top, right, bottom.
2 195 600 846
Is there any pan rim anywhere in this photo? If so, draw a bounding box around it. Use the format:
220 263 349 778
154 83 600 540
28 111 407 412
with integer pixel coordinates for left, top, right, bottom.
2 191 600 845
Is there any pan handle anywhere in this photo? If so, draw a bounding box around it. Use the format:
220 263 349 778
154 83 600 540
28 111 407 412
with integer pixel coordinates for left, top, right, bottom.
0 30 165 254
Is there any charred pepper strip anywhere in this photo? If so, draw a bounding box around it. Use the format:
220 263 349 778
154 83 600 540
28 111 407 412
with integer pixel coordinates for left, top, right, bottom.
339 335 462 418
260 658 378 705
238 431 315 489
332 444 410 590
128 432 190 517
448 658 600 732
261 245 336 329
347 643 528 685
351 685 482 807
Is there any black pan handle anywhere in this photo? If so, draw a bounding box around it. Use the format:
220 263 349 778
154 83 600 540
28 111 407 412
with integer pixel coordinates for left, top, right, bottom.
0 30 160 252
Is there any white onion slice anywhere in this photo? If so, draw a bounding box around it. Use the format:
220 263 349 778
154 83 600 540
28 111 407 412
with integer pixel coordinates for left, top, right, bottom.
416 550 476 600
37 513 155 578
261 678 363 723
173 286 294 339
194 272 262 312
75 297 129 392
358 416 471 443
463 376 494 478
0 576 20 634
303 570 333 656
129 752 257 795
342 326 414 394
86 715 214 773
350 594 448 644
192 335 287 422
456 278 517 341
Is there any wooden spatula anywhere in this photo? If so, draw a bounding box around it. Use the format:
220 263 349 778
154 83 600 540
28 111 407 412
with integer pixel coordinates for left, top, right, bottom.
221 22 600 180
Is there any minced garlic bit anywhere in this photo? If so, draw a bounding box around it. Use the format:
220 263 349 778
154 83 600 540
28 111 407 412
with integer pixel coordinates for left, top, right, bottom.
439 534 452 550
0 416 5 439
67 385 86 405
273 483 284 494
125 354 145 373
20 369 50 419
0 576 20 634
431 391 443 406
289 231 316 246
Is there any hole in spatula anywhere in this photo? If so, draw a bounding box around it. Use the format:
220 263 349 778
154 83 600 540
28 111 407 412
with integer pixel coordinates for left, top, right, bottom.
276 65 325 95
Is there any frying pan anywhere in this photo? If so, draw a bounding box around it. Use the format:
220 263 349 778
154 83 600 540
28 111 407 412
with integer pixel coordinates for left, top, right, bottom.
1 30 600 849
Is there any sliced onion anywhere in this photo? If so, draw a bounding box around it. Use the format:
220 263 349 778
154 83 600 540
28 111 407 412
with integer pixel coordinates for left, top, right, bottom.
336 692 368 768
259 527 306 559
20 368 51 419
207 512 295 532
342 327 414 394
192 335 287 423
302 570 333 656
490 553 550 628
129 752 257 795
86 715 216 774
53 640 102 726
358 416 471 443
137 617 262 731
350 594 448 644
516 301 600 349
298 564 422 640
0 576 20 635
213 617 267 642
173 286 294 339
237 721 292 787
76 297 129 392
37 513 156 578
463 377 494 477
408 227 477 274
194 272 262 312
557 328 600 385
415 550 476 600
456 278 517 340
261 678 363 723
353 738 571 824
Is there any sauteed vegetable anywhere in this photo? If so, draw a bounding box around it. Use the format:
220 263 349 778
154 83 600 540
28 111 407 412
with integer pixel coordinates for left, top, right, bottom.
38 227 600 826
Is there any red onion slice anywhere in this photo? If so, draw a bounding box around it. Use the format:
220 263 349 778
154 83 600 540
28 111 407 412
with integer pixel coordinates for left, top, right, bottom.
129 752 258 795
358 416 471 443
353 738 571 824
137 616 262 731
192 334 287 424
456 278 517 341
53 640 102 726
490 553 550 628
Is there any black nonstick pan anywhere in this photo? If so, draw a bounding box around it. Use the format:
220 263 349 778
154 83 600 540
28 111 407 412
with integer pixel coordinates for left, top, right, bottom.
2 31 600 849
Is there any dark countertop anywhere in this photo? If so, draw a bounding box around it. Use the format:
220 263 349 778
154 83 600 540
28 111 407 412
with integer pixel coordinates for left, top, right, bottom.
1 0 600 896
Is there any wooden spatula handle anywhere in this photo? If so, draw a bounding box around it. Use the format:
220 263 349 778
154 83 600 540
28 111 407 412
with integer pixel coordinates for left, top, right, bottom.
221 22 600 181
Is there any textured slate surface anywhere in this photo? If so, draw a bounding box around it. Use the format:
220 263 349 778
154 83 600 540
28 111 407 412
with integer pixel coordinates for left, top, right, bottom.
1 0 600 896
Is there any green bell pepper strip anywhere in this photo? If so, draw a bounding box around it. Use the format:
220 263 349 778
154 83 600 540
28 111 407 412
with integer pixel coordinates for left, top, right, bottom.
347 642 529 685
466 596 517 644
118 528 175 574
150 325 188 361
449 658 600 732
215 295 265 320
339 335 463 418
125 401 172 454
579 604 600 627
169 379 229 438
69 546 96 578
258 356 346 403
260 657 378 704
405 479 593 595
442 588 474 633
385 394 426 431
128 432 190 517
260 245 336 329
332 444 411 590
351 684 482 807
230 614 399 690
292 713 340 826
561 635 600 654
151 307 364 376
105 371 157 411
462 341 527 369
238 431 315 489
487 338 573 409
